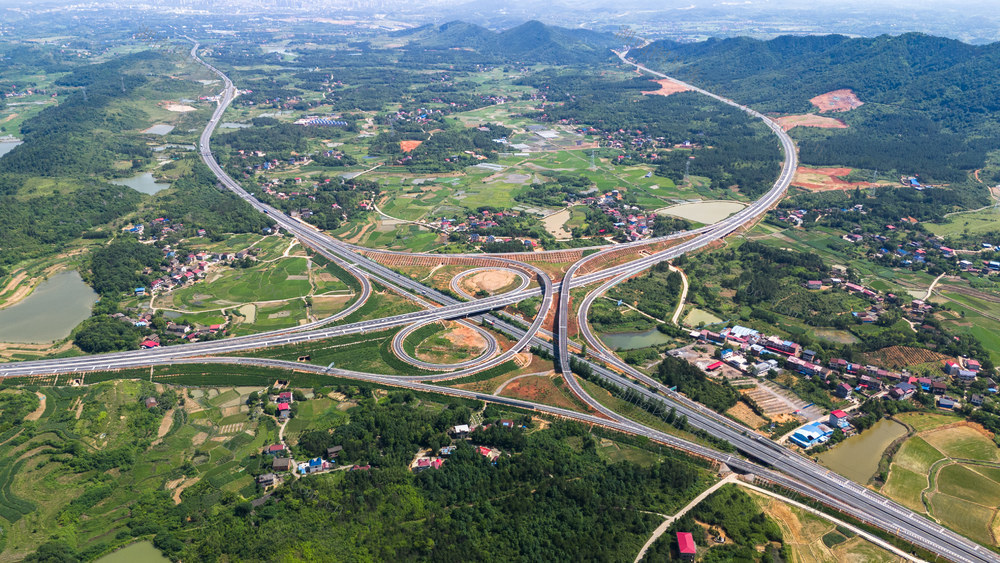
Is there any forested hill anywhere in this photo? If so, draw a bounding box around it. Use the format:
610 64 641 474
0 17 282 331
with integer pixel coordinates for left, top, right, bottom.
397 20 617 63
634 33 1000 118
634 33 1000 182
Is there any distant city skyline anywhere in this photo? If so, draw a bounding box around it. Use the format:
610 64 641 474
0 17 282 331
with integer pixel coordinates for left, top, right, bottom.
1 0 999 44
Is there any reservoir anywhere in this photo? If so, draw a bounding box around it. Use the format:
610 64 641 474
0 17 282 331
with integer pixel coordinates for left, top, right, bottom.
600 327 672 350
816 419 908 483
96 541 170 563
0 140 22 158
111 173 170 195
656 200 746 224
0 270 98 343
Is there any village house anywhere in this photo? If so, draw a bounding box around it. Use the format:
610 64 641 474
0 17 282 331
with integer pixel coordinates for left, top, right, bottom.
272 457 294 472
932 381 947 395
677 532 697 561
256 473 280 488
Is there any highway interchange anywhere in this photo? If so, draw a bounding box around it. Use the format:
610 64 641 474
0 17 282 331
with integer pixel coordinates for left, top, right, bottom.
0 41 996 562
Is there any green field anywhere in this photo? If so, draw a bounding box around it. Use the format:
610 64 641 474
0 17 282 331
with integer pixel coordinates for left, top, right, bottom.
938 464 1000 506
929 207 1000 237
171 257 312 310
893 436 946 473
881 466 928 511
881 413 1000 547
927 493 996 546
896 412 963 433
923 425 1000 462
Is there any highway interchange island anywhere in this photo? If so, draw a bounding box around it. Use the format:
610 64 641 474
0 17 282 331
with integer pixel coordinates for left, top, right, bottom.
3 15 1000 563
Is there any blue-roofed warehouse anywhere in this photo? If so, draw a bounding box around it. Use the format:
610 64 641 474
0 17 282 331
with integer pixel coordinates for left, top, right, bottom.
789 422 835 449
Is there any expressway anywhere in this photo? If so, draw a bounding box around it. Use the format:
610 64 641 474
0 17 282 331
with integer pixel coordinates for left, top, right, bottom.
183 45 1000 561
0 41 995 563
390 319 499 371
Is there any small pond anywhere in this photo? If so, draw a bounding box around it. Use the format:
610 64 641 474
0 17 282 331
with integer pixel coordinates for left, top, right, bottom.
0 140 22 158
600 327 672 351
816 419 908 483
96 541 170 563
656 200 746 223
111 173 170 195
0 270 98 343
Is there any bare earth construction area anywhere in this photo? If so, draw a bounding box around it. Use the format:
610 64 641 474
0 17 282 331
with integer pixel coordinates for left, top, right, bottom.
809 89 864 113
791 166 887 192
640 78 693 97
774 114 848 131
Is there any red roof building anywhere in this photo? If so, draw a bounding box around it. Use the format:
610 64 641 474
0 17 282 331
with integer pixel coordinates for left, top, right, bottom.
277 403 290 411
677 532 696 560
140 340 160 349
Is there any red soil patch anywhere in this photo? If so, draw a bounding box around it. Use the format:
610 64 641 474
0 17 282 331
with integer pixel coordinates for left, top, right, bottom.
399 140 423 152
641 78 692 97
809 89 863 113
774 114 848 131
791 166 884 192
500 375 588 412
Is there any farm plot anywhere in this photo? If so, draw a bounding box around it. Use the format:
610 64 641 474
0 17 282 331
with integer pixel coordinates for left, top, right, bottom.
927 493 996 546
862 346 951 370
171 257 312 310
880 413 1000 546
922 424 1000 462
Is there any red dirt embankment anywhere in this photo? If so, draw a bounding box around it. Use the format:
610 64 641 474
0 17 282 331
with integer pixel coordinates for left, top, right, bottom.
774 114 848 131
641 78 692 97
791 166 884 192
399 140 423 152
809 89 863 113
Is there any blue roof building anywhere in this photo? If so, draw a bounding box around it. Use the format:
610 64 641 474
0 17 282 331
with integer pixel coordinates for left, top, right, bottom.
789 423 835 449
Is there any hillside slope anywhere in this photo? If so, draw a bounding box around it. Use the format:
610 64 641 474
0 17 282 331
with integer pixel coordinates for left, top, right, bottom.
401 20 617 64
634 33 1000 181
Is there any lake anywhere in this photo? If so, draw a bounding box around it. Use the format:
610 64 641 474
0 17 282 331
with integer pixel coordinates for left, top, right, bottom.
0 140 22 158
600 327 672 350
142 124 175 135
656 200 746 223
816 419 908 483
111 173 170 195
96 541 170 563
0 270 98 343
152 143 196 152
